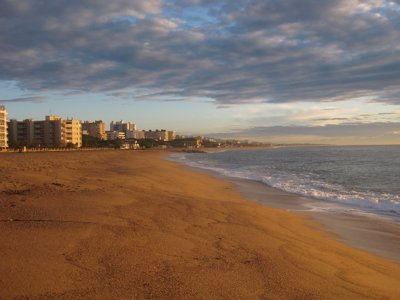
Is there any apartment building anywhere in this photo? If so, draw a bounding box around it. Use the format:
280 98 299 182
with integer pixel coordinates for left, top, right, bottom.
8 115 81 148
143 129 176 141
82 120 107 140
168 130 176 141
65 119 82 147
110 120 137 132
126 130 145 140
0 105 8 149
40 116 66 147
8 119 35 147
108 120 140 141
144 129 168 141
106 130 126 140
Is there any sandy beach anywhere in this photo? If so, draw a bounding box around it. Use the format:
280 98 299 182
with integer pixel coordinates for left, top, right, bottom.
1 150 400 299
229 177 400 263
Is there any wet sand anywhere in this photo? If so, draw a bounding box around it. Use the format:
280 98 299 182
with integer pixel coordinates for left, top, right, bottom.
231 178 400 263
1 151 400 299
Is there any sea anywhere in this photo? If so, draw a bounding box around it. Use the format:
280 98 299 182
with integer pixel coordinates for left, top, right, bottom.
171 145 400 218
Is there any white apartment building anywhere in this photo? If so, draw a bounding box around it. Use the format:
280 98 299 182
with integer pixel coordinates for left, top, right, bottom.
110 120 137 132
0 105 8 149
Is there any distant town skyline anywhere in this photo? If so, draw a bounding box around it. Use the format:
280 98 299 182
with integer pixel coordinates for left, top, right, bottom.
1 1 400 145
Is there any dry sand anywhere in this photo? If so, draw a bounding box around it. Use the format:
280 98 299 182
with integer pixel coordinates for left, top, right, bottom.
0 150 400 299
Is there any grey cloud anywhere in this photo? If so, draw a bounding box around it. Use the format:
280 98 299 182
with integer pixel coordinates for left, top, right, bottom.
206 122 400 141
0 0 161 19
0 0 399 105
312 117 350 121
109 91 132 98
0 96 45 103
60 90 85 96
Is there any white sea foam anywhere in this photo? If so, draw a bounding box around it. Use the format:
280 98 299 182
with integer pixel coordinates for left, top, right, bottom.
259 174 400 215
170 152 400 216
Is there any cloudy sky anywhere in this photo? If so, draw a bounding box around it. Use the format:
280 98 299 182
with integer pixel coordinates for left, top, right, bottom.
1 0 400 144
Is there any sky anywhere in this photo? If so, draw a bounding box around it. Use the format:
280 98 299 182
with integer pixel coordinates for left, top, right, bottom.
0 0 400 144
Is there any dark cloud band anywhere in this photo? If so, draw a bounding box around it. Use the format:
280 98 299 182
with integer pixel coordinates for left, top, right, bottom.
0 0 399 105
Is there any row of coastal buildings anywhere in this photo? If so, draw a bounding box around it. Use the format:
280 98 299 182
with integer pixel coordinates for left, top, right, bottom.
0 106 177 149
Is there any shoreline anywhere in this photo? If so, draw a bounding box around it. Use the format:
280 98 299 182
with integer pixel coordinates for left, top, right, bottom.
232 177 400 263
170 148 400 220
1 151 400 298
170 152 400 263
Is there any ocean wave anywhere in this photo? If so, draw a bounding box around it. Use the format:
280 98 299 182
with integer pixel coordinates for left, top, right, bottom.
259 175 400 215
171 153 400 215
